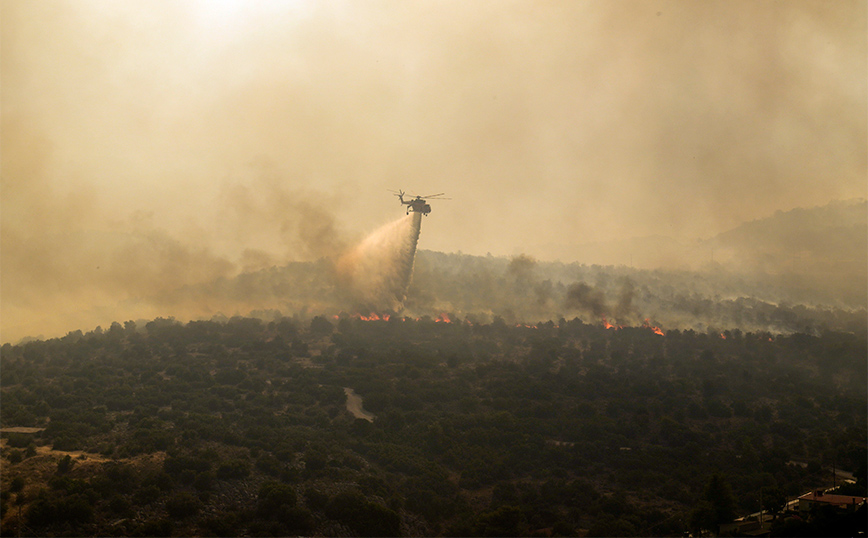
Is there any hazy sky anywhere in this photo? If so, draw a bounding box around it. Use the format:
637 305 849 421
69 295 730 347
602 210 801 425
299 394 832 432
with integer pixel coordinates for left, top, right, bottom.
2 0 866 340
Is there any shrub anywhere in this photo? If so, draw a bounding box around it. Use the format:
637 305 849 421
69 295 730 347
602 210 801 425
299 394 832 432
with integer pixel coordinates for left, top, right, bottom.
325 490 401 537
257 481 297 517
165 492 200 518
133 485 161 505
26 491 94 528
9 477 25 493
6 433 32 448
57 454 75 473
304 487 330 511
108 494 134 518
216 458 251 480
7 450 23 464
132 518 173 537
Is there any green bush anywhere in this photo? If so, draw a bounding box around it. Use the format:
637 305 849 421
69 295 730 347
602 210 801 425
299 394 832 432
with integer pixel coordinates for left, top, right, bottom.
257 481 297 517
6 433 32 448
108 494 134 518
9 477 25 493
304 487 330 511
132 518 173 537
325 490 401 537
133 485 161 505
216 459 251 480
7 449 23 464
165 492 200 518
26 491 94 528
56 454 75 473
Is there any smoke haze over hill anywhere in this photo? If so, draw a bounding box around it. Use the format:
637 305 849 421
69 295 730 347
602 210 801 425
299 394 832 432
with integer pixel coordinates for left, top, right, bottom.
1 1 865 341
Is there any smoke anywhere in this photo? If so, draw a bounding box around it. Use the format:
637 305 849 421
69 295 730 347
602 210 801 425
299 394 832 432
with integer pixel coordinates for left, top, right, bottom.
507 254 536 288
335 212 423 311
1 1 864 341
614 278 635 320
406 249 866 335
564 283 608 319
562 278 638 325
0 118 355 341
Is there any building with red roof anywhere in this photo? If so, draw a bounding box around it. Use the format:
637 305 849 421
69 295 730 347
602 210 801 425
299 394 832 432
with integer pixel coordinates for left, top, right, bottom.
797 490 866 513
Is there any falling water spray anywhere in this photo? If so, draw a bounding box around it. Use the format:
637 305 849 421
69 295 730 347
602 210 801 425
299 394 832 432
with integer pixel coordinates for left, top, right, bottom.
336 211 423 311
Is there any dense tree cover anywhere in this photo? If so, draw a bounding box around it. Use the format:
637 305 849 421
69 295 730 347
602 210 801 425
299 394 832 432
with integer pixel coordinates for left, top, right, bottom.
0 315 865 536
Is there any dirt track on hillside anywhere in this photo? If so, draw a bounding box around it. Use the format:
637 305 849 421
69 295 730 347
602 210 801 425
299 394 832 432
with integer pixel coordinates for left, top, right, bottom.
344 387 375 422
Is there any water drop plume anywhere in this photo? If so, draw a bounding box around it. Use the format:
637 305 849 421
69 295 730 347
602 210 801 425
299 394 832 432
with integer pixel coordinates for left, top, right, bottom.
336 212 422 310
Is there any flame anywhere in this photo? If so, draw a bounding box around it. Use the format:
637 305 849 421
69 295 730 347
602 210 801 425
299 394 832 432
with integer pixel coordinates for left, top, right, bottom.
720 333 727 339
361 312 390 321
340 312 392 321
642 318 665 336
602 316 617 330
435 313 451 323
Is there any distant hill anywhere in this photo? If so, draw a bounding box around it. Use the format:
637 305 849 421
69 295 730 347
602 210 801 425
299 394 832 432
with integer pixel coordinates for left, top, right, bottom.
704 199 867 302
530 234 699 270
523 199 867 305
705 198 866 271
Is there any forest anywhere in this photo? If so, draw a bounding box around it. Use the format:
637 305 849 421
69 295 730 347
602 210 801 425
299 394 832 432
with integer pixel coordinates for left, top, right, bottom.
1 313 865 536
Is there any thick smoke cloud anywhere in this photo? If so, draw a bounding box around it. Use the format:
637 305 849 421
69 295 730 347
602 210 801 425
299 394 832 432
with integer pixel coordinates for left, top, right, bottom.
0 114 357 340
565 283 607 319
561 278 634 325
1 0 865 341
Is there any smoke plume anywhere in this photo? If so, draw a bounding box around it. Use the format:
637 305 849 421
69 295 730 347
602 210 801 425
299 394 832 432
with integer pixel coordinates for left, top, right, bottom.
614 278 636 320
564 283 608 318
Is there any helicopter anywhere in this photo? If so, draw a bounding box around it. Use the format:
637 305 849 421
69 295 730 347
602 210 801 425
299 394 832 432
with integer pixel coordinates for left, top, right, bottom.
390 190 449 215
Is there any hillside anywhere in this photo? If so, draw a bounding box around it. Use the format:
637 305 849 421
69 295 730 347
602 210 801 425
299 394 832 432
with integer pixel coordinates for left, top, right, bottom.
1 316 866 536
522 199 867 306
705 199 867 302
99 229 867 344
406 251 867 334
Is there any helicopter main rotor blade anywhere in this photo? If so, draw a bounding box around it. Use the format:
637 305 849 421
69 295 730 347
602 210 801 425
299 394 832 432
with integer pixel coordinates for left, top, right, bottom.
419 193 445 199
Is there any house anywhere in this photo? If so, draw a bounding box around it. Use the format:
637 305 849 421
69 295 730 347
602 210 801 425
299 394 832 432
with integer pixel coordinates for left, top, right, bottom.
797 490 866 513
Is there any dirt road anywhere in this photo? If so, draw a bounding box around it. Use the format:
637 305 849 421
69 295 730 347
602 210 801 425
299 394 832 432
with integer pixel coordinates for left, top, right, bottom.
344 387 375 422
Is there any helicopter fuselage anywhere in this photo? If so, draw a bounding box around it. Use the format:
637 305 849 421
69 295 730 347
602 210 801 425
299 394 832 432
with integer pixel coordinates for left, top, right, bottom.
395 191 444 215
405 200 431 214
398 194 431 215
